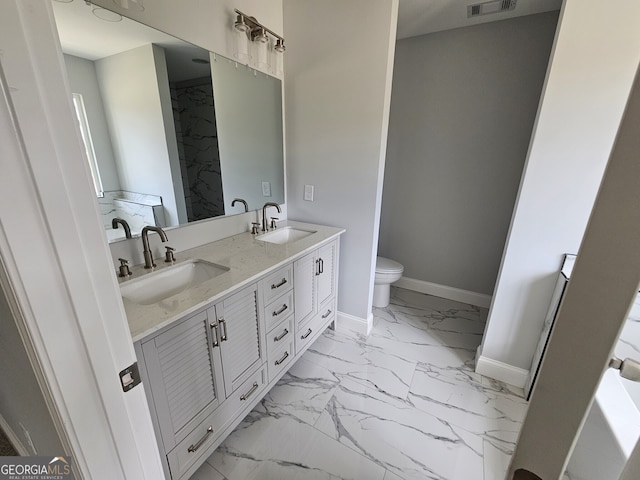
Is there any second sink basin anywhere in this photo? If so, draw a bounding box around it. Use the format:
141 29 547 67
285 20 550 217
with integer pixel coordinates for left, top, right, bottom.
120 259 229 305
257 226 316 245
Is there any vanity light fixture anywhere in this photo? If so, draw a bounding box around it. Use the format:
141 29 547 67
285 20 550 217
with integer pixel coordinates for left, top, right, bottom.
233 8 285 71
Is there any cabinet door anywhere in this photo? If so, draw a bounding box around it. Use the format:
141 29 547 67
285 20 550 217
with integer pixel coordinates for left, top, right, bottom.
141 310 221 449
316 241 336 309
215 284 264 397
294 251 316 327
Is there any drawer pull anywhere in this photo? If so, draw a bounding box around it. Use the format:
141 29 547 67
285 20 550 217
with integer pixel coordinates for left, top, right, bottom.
271 278 287 289
219 318 228 342
209 322 219 348
240 382 259 401
272 304 288 317
275 351 289 366
301 328 312 339
274 328 289 342
187 426 213 453
322 309 332 319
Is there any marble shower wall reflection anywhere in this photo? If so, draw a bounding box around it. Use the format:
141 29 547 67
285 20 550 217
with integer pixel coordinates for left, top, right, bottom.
171 78 225 222
99 191 166 242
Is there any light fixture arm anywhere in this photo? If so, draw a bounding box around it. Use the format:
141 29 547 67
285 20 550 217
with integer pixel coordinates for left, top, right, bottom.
234 8 285 48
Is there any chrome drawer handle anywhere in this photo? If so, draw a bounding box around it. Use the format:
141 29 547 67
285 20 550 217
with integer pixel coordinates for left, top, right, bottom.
271 278 287 289
209 322 219 348
219 318 228 342
188 426 213 453
301 328 312 339
240 382 259 401
274 328 289 342
322 309 332 319
272 304 288 317
275 351 289 366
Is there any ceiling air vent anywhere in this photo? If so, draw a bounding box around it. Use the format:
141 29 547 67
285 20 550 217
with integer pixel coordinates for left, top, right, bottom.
468 0 517 18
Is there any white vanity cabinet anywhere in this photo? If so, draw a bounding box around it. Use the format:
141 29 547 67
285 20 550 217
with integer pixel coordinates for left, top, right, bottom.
294 240 338 353
137 283 267 480
129 227 343 480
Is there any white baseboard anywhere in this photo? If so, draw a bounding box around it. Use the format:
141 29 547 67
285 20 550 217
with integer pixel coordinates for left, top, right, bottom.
475 354 529 388
0 414 29 456
395 277 492 308
337 311 372 336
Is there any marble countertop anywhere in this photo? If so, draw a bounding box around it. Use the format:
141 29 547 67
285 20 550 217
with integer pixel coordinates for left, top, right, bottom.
120 221 345 342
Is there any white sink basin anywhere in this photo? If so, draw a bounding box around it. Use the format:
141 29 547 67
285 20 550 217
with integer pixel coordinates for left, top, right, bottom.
120 260 229 305
257 226 316 245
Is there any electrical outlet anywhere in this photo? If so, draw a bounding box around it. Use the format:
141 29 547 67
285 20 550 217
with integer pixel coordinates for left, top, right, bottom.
262 181 271 197
304 184 314 202
20 422 36 454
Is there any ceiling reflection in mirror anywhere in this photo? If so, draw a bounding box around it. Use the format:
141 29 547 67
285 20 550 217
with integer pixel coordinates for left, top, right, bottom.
52 1 284 243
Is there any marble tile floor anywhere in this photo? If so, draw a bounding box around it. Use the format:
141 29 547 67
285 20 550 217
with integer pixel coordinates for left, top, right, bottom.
193 287 529 480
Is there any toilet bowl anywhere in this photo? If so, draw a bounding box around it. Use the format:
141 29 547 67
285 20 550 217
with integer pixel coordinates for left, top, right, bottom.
373 256 404 308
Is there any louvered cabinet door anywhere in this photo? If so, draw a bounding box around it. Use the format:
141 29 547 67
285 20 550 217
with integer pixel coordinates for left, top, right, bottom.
214 283 264 397
140 310 222 451
294 252 316 327
316 241 337 310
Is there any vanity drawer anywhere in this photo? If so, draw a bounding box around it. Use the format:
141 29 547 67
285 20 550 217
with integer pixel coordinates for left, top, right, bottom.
267 335 295 382
264 290 294 332
262 264 293 305
296 300 335 355
266 316 294 356
167 366 267 480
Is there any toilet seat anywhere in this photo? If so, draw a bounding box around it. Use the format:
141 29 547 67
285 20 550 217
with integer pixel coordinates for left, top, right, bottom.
376 257 403 274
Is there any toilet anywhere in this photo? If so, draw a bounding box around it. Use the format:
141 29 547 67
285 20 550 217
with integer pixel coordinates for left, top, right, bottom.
373 256 404 308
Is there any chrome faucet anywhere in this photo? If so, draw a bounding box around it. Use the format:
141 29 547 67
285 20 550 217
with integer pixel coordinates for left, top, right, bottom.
231 198 249 212
112 218 132 239
141 226 168 269
262 202 281 232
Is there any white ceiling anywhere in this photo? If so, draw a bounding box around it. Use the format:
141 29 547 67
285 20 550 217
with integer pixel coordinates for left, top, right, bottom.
396 0 563 39
51 0 212 82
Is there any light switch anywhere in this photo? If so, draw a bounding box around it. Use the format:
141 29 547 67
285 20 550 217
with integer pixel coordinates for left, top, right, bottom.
304 184 314 202
262 181 271 197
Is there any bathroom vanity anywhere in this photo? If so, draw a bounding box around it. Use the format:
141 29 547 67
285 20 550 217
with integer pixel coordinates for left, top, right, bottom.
120 221 343 480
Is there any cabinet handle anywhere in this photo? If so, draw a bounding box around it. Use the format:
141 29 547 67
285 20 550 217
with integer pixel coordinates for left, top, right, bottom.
240 382 259 401
272 304 288 317
210 322 219 348
319 258 324 274
219 318 228 342
187 426 213 453
301 328 312 339
275 351 289 366
274 328 289 342
271 278 287 289
315 259 321 276
322 309 332 319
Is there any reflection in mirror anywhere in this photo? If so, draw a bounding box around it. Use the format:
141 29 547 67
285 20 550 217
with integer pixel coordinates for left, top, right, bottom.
52 1 284 243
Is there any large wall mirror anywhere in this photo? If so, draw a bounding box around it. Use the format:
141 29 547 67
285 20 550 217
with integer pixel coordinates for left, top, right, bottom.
52 1 284 242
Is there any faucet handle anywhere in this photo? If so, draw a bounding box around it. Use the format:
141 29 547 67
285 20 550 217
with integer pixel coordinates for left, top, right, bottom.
251 222 260 235
270 217 278 229
118 258 132 278
164 246 176 264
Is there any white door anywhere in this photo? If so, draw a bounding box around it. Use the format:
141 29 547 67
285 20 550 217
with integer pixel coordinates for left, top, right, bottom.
507 65 640 479
0 1 164 478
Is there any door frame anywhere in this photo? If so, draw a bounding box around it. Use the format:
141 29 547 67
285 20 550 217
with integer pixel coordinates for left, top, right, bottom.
508 64 640 478
0 1 164 477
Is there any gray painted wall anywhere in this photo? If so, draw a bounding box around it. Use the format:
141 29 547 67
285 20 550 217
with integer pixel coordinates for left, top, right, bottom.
479 0 640 373
284 0 398 326
379 12 558 295
63 54 120 192
95 44 187 227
